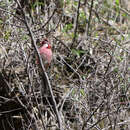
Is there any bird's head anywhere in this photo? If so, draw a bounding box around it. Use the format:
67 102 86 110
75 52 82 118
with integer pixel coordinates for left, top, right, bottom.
40 39 51 49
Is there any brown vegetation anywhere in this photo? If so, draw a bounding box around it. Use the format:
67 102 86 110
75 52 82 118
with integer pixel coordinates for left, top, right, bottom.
0 0 130 130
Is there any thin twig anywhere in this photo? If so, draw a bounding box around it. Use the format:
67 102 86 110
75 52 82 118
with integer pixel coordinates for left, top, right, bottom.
33 8 56 33
71 0 81 48
59 55 82 81
59 88 73 113
27 66 46 130
85 1 125 37
86 0 94 37
0 7 25 23
53 36 71 52
82 101 104 130
42 14 62 36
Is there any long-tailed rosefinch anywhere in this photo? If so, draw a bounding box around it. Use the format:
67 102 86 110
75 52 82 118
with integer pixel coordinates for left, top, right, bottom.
38 39 52 69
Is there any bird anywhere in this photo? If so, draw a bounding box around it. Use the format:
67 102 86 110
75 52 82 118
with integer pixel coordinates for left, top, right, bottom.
37 38 52 95
38 38 52 69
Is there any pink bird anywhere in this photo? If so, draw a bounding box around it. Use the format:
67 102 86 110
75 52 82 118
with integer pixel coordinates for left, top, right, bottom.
38 39 52 69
